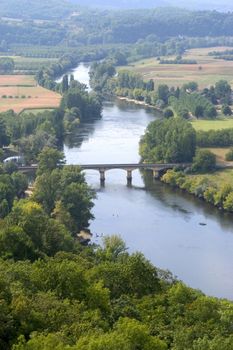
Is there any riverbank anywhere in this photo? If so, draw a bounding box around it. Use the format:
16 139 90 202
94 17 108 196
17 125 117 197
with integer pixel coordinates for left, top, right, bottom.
117 96 162 111
161 167 233 213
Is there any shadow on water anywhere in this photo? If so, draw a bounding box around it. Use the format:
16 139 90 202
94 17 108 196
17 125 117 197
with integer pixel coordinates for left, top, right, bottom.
114 98 162 116
142 170 233 232
64 116 102 148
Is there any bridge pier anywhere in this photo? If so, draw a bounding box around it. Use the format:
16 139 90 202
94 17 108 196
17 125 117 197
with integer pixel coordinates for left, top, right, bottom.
127 170 132 186
99 170 105 185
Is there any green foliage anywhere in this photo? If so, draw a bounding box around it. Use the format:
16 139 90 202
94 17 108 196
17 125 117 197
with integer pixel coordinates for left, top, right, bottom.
0 228 232 349
222 105 232 116
5 200 73 259
0 117 10 147
140 118 196 163
89 61 116 92
163 108 174 119
169 92 216 119
33 164 95 234
162 168 233 213
0 171 28 218
182 81 198 92
62 87 102 121
225 148 233 161
0 57 14 73
37 147 64 176
215 80 232 100
196 128 233 147
160 57 197 64
191 149 216 173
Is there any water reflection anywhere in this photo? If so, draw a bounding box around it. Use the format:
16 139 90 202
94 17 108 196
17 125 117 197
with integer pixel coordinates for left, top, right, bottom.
65 117 101 148
142 170 233 232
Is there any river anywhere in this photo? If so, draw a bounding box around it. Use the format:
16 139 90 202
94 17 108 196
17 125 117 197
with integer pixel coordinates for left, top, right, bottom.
63 63 233 300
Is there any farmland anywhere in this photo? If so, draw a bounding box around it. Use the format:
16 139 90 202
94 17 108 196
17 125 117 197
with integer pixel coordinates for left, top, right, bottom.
0 75 36 86
123 47 233 89
0 75 61 113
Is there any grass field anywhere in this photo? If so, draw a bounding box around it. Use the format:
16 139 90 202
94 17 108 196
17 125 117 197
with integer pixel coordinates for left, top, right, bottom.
0 75 61 113
123 47 233 89
191 118 233 131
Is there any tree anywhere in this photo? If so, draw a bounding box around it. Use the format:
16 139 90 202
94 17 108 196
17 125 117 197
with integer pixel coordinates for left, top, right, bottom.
0 226 35 261
225 148 233 161
157 84 169 104
194 105 204 118
61 182 95 233
61 74 69 93
192 149 216 173
33 165 95 234
37 147 64 176
140 118 196 163
215 80 231 99
7 200 73 259
0 118 10 147
163 108 174 118
0 57 14 73
183 81 198 92
222 105 232 116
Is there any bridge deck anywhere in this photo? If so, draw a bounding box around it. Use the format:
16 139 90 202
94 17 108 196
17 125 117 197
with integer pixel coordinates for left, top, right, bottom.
19 163 190 171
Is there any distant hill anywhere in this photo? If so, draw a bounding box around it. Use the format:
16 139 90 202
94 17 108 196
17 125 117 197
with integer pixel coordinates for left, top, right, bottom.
0 0 75 20
1 0 233 20
70 0 233 11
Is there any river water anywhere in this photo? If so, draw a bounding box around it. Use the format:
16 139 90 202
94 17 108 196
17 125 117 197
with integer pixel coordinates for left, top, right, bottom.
63 64 233 300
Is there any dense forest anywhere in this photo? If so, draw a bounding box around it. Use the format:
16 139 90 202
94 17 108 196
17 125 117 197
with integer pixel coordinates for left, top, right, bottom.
3 8 233 48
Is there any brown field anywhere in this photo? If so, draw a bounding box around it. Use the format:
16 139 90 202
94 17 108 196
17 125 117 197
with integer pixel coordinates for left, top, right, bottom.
122 47 233 89
0 75 36 86
0 75 61 113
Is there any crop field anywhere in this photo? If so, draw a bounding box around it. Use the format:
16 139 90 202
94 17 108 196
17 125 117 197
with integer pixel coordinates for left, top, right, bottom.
0 75 36 86
0 75 61 113
191 118 233 131
124 47 233 89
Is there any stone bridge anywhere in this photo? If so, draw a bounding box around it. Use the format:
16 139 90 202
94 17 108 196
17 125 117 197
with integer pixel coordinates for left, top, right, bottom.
19 163 190 185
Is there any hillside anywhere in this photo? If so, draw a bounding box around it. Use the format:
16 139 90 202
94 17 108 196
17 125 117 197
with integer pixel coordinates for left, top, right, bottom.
0 0 75 20
70 0 233 11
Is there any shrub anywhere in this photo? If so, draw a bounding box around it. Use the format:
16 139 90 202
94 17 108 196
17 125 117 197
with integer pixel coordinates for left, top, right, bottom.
222 105 232 116
225 148 233 161
223 192 233 211
192 149 216 173
163 108 174 119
